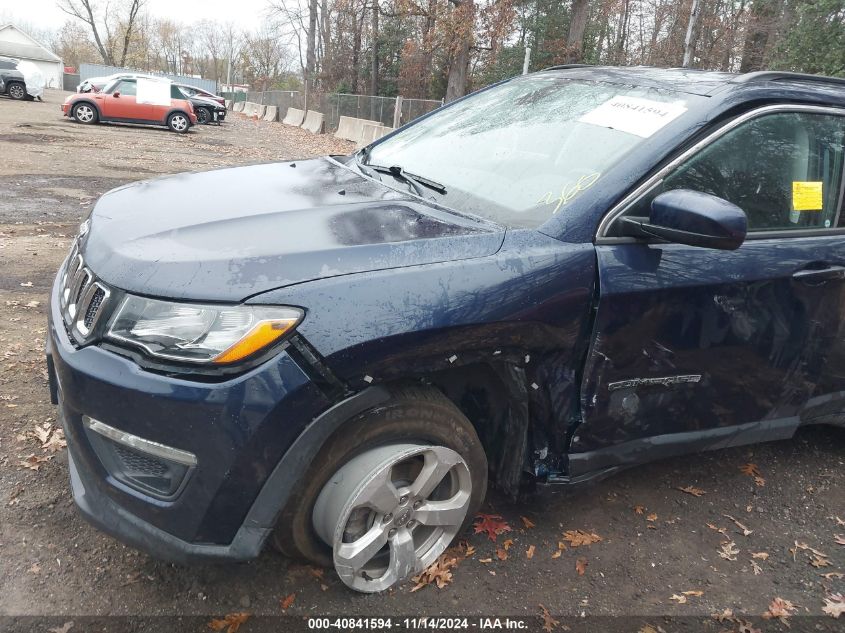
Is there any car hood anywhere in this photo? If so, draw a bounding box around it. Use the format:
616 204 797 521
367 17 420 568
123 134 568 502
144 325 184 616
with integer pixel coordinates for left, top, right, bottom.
81 158 505 302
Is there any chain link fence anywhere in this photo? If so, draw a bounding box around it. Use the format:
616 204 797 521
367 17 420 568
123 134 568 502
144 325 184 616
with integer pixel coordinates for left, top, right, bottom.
235 90 443 132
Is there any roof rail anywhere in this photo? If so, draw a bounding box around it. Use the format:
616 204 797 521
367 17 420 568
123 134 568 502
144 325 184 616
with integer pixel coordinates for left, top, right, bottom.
542 64 596 71
733 71 845 88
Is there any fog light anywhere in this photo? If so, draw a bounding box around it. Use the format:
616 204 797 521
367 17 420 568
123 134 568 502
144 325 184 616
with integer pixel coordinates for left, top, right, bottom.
83 416 196 499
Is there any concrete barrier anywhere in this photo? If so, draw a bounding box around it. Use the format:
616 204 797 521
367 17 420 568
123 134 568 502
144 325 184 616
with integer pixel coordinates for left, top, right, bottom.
243 101 264 117
263 105 278 122
282 107 305 126
357 123 394 148
255 104 267 119
225 99 232 110
335 116 381 143
301 110 325 134
233 101 245 112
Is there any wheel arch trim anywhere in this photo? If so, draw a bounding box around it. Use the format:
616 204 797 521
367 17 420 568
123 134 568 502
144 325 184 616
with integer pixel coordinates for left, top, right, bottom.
241 386 392 532
71 99 101 117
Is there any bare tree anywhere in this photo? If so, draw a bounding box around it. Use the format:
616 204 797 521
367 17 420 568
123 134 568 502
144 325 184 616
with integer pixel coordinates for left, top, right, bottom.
58 0 146 66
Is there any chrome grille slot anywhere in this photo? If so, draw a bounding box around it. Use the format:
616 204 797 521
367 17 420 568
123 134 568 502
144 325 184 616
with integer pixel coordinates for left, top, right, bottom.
60 244 111 342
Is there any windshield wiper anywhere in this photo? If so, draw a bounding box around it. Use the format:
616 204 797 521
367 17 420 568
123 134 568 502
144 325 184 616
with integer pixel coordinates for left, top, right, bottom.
369 164 447 196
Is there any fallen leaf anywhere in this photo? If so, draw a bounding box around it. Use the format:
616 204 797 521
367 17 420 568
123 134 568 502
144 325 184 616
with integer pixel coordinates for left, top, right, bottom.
740 463 766 487
707 523 728 535
20 281 33 287
763 597 797 622
478 558 492 563
639 626 659 633
811 555 832 568
670 594 687 604
521 516 535 529
682 590 704 597
28 562 40 574
723 514 753 536
751 560 762 575
473 514 512 542
526 545 535 559
751 552 769 560
48 623 74 633
633 505 645 514
718 541 739 561
19 453 51 471
823 594 845 618
562 530 602 547
646 513 658 522
539 604 559 632
411 553 459 591
712 608 735 623
575 557 587 576
822 572 845 579
208 612 251 633
464 544 476 557
835 535 845 546
276 592 295 611
496 548 508 561
678 485 706 497
503 538 514 551
551 550 562 559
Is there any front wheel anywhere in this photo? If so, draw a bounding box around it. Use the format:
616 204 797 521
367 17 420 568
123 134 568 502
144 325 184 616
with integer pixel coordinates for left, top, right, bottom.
196 107 210 125
167 112 190 133
72 102 98 124
8 82 26 100
271 386 487 593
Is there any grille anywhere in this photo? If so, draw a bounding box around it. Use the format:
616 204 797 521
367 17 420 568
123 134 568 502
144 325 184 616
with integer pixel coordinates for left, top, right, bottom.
60 242 110 342
113 444 170 478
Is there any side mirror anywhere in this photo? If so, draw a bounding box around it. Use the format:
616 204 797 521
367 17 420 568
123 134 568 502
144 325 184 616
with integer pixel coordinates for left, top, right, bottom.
113 91 120 98
620 189 747 250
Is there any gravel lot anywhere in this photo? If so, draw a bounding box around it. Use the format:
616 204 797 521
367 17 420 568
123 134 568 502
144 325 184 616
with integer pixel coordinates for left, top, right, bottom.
0 90 844 632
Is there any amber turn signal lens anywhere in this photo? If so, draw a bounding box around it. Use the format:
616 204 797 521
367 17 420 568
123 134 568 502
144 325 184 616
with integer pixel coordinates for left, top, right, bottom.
212 319 298 364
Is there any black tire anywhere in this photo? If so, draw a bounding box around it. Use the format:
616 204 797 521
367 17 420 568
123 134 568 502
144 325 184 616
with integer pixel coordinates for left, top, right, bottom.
72 102 98 124
7 82 26 100
167 112 190 133
271 385 488 567
196 107 211 125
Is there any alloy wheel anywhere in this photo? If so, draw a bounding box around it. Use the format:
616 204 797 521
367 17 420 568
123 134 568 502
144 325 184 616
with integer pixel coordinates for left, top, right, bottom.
9 84 25 99
75 105 94 123
170 115 188 132
312 443 472 593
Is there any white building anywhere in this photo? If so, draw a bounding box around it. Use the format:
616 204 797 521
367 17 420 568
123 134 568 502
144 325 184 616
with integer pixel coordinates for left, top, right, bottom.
0 24 63 90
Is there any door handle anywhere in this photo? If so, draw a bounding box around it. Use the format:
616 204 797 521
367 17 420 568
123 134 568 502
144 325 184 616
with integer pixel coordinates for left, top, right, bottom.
792 265 845 284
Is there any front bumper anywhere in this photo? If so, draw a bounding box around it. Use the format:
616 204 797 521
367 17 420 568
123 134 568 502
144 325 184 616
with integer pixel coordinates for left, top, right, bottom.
48 269 331 560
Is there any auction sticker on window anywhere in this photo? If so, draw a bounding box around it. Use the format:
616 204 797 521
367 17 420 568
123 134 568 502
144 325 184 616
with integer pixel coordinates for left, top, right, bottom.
136 78 171 106
578 96 687 138
792 181 824 211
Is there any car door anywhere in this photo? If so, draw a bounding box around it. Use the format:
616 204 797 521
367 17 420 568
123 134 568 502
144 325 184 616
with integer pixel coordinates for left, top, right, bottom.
100 79 151 121
570 106 845 476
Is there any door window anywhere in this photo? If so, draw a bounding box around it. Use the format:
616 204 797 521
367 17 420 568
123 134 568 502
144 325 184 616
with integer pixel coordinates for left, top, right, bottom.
622 111 845 232
113 80 137 96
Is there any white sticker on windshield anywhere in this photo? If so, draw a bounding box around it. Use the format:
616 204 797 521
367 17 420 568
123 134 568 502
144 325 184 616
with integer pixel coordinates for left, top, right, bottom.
578 96 687 138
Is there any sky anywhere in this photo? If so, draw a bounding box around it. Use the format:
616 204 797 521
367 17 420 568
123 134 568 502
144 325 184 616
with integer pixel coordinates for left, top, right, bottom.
2 0 272 33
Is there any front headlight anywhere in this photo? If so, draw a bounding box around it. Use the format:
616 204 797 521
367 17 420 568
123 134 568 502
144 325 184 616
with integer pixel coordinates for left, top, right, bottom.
107 295 302 365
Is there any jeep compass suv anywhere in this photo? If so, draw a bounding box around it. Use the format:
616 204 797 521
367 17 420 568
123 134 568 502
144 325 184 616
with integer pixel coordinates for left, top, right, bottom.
48 66 845 593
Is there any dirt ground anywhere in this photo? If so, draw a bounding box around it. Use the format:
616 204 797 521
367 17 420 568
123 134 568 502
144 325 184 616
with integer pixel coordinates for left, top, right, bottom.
0 90 844 632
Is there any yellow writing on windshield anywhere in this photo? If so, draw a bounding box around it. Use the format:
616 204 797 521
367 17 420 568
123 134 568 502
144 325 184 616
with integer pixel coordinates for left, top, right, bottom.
536 172 601 214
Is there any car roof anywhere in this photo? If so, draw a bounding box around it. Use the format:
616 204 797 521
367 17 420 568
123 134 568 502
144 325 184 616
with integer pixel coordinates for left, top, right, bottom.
538 64 845 98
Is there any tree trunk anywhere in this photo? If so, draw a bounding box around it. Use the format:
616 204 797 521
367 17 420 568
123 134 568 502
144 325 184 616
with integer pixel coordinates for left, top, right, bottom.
305 0 318 108
566 0 590 63
445 0 474 102
682 0 702 66
740 0 779 72
370 0 379 97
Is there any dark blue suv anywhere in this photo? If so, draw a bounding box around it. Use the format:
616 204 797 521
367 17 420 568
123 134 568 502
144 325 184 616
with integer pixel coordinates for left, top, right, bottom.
47 66 845 593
